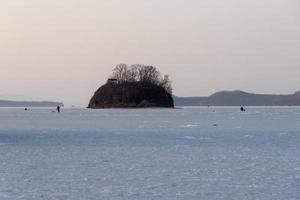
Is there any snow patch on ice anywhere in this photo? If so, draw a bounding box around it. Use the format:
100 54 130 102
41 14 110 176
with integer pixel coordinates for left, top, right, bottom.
279 132 289 136
183 136 196 140
182 124 201 128
100 186 113 194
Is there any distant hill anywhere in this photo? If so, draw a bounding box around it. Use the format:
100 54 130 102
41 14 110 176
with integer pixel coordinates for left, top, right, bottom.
174 90 300 106
0 100 64 107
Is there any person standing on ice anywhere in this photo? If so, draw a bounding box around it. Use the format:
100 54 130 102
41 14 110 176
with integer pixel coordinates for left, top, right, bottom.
57 105 60 113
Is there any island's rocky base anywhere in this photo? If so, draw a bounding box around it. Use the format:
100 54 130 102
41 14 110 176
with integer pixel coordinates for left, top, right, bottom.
88 82 174 108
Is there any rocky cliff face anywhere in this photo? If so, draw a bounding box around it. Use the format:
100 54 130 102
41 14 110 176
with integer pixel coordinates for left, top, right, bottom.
88 82 174 108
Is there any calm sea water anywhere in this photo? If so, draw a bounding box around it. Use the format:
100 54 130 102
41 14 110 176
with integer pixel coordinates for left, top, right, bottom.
0 107 300 200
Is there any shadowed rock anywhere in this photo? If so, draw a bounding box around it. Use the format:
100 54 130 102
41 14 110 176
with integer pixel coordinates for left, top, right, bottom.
88 81 174 109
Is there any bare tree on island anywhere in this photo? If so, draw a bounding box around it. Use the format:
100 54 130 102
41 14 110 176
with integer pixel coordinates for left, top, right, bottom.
160 75 172 94
110 64 173 94
111 64 130 83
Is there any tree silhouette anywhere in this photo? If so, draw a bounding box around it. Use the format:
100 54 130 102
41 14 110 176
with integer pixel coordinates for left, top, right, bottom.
111 64 173 94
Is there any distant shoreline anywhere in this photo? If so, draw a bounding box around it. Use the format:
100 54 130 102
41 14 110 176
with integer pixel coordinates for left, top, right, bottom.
174 90 300 106
0 100 64 107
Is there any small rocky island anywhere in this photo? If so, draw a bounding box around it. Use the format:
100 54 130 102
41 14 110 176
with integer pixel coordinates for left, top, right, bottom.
88 64 174 108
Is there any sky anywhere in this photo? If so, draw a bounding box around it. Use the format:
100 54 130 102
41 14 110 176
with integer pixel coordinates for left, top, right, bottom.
1 0 299 106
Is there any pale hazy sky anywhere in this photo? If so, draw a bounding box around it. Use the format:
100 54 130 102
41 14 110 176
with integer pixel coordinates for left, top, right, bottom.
1 0 299 106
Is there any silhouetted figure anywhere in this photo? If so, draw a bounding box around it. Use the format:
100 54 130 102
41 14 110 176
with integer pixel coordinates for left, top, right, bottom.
24 108 28 111
57 106 60 113
240 106 246 112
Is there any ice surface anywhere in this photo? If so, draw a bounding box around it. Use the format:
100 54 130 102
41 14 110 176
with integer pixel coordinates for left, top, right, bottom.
0 107 300 199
